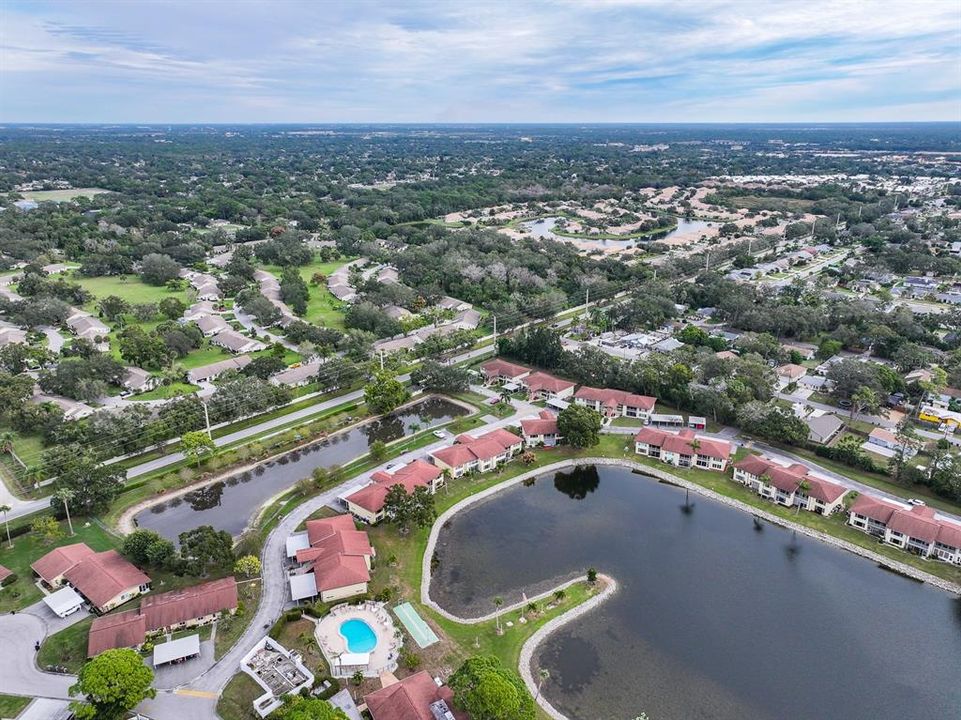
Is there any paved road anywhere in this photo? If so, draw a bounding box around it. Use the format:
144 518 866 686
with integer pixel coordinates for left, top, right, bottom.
775 391 897 428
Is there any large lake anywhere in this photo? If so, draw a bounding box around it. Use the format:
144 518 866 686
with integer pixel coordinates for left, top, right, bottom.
522 216 712 249
136 397 467 540
429 464 961 720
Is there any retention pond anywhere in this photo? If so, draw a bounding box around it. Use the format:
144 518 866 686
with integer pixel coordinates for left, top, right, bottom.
429 464 961 720
135 397 467 540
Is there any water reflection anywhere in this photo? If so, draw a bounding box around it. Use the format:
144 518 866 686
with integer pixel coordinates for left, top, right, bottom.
552 465 600 500
135 397 467 539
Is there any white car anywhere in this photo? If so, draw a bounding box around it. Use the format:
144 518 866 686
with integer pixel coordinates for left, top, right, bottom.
433 430 446 439
907 499 926 507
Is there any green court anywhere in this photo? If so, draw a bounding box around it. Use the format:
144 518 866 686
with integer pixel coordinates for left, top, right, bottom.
393 602 439 648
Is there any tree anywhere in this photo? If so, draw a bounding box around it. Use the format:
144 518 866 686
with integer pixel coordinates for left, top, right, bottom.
273 695 349 720
179 525 234 576
50 456 124 515
557 404 601 448
280 266 309 316
383 484 436 533
364 371 410 414
449 655 536 720
492 596 504 633
410 360 470 393
181 430 214 467
32 515 63 544
122 529 175 568
53 487 75 536
140 253 181 286
850 385 881 420
69 648 156 720
234 554 261 578
158 296 187 320
98 295 129 323
0 503 13 547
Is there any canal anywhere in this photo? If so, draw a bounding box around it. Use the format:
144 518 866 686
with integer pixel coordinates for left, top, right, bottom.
429 464 961 720
135 397 468 540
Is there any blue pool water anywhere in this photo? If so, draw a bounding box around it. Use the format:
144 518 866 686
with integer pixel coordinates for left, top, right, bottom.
339 618 377 653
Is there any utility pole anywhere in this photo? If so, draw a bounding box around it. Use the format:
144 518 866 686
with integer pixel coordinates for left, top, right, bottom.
492 314 497 345
379 350 384 371
583 287 590 324
201 399 212 439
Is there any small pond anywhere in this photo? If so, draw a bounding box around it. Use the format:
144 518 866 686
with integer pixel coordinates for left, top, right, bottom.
135 397 468 540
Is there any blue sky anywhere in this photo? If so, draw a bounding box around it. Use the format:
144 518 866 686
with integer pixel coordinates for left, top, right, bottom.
2 0 959 123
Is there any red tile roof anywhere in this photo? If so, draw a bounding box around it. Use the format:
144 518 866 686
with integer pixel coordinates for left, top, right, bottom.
140 577 238 631
523 371 575 394
849 494 901 524
87 611 146 657
886 505 942 543
636 427 731 461
348 464 441 514
574 386 656 411
480 358 529 379
31 543 95 584
936 521 961 550
521 410 559 436
432 428 523 468
64 550 151 610
305 515 357 546
311 553 370 592
804 476 848 504
365 671 464 720
0 564 12 584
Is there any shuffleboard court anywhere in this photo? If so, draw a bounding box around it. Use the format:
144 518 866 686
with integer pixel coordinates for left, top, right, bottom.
393 602 439 648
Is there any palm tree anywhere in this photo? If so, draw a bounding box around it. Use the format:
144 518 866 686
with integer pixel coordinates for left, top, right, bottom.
687 438 701 466
536 668 551 699
53 488 75 536
0 431 13 455
0 504 12 548
493 596 504 633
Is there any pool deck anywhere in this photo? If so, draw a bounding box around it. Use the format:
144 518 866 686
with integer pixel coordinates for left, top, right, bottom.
315 602 402 678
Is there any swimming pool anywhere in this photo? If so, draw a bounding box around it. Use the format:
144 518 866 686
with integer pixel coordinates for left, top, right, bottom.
339 618 377 653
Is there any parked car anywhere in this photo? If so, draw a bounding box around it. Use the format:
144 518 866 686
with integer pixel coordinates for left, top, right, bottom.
433 430 446 439
907 498 926 506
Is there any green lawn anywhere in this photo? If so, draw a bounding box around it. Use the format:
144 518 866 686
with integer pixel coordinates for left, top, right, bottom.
178 344 235 369
20 188 109 202
263 257 352 329
217 672 263 720
0 520 121 613
37 616 93 672
129 382 200 401
0 693 31 718
70 273 189 309
215 578 261 660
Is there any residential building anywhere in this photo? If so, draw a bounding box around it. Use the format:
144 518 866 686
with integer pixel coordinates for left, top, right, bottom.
863 427 918 459
344 459 444 524
0 564 12 587
270 361 320 388
32 543 151 613
435 295 472 312
87 577 239 656
573 386 656 420
776 363 807 388
848 495 961 565
194 313 230 337
522 371 576 401
732 455 847 515
186 354 252 384
648 413 684 429
364 671 466 720
804 413 844 445
429 428 524 477
634 428 731 471
122 367 158 395
211 329 266 354
480 358 531 385
66 313 109 338
521 410 560 447
0 326 27 347
287 515 374 603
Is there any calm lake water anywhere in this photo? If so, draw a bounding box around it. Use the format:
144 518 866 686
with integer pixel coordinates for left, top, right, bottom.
429 464 961 720
522 216 713 249
136 397 467 540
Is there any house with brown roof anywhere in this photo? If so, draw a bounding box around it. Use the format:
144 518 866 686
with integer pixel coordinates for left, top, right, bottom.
364 671 466 720
0 564 13 587
287 515 374 603
479 358 531 385
122 367 158 395
86 577 238 656
344 459 444 525
521 371 576 402
634 428 731 471
574 386 656 420
194 313 230 337
776 363 808 389
521 409 560 447
848 495 961 565
270 361 321 388
186 354 252 384
429 427 524 478
211 329 266 354
733 455 847 515
33 543 151 613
